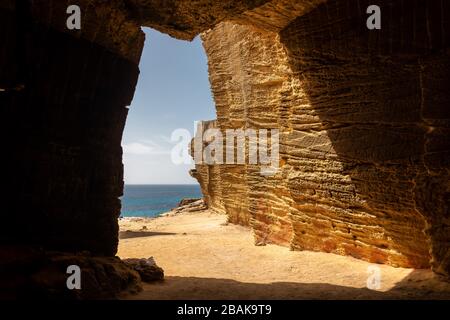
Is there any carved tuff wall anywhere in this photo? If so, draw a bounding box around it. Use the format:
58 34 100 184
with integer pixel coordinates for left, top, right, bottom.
195 0 450 275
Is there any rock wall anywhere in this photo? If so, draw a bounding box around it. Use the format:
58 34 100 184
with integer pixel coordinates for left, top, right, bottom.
196 0 450 275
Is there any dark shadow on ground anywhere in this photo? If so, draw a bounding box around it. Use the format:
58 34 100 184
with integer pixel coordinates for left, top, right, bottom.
132 270 450 300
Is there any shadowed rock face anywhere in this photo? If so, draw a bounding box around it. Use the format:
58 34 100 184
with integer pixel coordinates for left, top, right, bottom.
0 0 448 299
1 2 139 256
196 0 450 276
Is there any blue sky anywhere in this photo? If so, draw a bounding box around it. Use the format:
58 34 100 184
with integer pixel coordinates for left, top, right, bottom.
122 28 216 184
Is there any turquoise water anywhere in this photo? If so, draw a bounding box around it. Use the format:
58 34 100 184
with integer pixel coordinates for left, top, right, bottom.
121 185 202 217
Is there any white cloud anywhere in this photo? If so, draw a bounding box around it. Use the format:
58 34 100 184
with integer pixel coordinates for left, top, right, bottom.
122 140 171 155
121 137 195 183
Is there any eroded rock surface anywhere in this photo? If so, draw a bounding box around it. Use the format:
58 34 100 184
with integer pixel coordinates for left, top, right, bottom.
163 199 207 216
194 0 450 275
0 246 142 299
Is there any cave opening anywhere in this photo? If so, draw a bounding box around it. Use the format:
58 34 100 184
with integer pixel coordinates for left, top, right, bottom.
118 27 215 252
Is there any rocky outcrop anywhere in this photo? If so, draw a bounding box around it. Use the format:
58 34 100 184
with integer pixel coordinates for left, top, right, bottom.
177 198 202 207
194 0 450 275
162 199 207 216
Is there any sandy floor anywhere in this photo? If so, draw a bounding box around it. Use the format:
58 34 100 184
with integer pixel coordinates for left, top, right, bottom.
118 210 450 300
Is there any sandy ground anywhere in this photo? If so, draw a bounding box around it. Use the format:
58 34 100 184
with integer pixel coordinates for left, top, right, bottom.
118 210 450 300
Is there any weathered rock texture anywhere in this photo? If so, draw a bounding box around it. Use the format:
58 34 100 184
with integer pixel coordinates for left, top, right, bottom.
1 0 449 299
195 0 450 275
122 257 164 282
127 0 325 40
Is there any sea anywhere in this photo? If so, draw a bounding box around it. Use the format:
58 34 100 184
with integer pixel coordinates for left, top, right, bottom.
120 184 202 218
